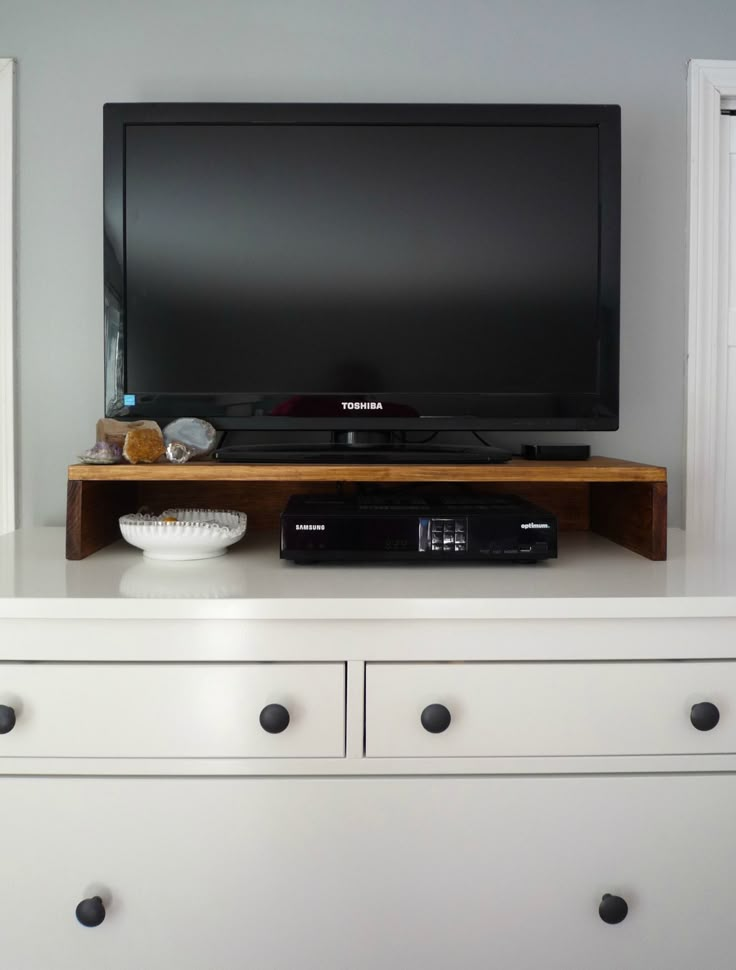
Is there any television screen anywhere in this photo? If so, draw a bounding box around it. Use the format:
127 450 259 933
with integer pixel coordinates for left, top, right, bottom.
104 104 620 430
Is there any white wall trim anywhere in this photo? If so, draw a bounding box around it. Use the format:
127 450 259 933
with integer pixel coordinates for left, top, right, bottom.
0 59 15 535
686 60 736 540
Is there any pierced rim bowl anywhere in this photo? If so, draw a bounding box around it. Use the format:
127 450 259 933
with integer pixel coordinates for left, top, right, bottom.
119 508 247 561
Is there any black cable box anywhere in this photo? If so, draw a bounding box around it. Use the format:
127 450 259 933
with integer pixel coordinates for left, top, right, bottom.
281 492 557 564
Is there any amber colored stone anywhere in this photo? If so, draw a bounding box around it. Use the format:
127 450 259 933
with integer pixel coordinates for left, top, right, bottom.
123 428 165 464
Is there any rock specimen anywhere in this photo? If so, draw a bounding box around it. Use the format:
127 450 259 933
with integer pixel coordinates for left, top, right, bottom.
78 441 123 464
96 418 162 450
163 418 217 461
123 427 165 464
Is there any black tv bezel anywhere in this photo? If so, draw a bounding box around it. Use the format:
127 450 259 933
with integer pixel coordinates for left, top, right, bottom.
104 102 621 432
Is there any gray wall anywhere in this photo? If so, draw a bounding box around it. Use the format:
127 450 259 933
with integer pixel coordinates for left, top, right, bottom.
4 0 736 527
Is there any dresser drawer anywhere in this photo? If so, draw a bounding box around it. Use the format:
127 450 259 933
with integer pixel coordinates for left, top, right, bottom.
365 661 736 757
1 775 734 969
0 664 345 758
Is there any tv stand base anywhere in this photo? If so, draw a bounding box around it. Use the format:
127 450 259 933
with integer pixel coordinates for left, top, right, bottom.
215 440 512 464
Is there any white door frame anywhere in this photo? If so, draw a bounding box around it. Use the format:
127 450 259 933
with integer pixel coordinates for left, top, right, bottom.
686 60 736 541
0 58 15 535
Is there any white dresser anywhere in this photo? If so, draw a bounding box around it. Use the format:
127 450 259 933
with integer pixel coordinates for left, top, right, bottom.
0 527 734 969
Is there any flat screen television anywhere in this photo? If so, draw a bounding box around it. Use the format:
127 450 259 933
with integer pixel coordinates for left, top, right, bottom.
103 103 620 450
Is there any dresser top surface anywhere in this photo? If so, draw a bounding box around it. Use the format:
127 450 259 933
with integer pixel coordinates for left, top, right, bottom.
0 527 734 620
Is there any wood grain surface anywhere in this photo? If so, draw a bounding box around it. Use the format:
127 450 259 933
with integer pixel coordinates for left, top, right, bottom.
68 456 666 484
590 481 668 561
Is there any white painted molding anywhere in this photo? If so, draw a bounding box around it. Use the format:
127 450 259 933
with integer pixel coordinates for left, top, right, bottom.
686 60 736 541
0 59 15 535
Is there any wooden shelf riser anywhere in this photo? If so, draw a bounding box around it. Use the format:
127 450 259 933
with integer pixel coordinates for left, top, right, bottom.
65 477 667 561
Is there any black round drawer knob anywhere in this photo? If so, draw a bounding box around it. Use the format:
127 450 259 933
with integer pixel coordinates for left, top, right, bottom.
259 703 290 734
690 701 720 732
421 703 452 734
0 704 16 734
599 893 628 924
75 896 106 927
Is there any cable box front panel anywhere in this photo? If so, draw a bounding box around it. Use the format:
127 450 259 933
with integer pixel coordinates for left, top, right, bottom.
281 492 557 563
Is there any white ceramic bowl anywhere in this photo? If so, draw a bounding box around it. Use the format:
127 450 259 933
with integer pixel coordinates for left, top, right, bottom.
119 508 247 561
